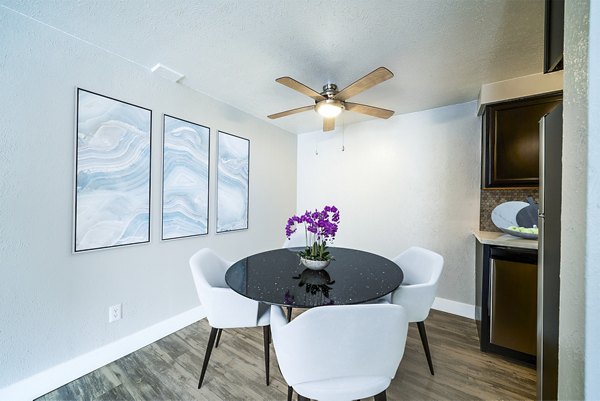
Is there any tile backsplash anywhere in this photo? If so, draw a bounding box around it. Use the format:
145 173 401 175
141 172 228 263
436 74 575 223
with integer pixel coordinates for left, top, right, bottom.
480 188 539 231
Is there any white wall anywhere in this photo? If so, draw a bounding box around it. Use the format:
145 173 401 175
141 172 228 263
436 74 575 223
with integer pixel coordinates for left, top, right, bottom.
297 101 480 305
0 6 296 392
585 1 600 396
561 0 600 398
559 1 589 398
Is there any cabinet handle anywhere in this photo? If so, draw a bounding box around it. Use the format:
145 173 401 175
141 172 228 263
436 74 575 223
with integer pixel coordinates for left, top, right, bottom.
489 259 495 339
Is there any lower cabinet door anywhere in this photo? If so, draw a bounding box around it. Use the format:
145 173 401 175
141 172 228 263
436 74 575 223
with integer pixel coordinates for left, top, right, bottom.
490 258 538 356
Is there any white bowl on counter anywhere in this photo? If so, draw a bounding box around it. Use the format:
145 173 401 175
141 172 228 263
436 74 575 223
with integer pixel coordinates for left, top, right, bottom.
491 201 538 240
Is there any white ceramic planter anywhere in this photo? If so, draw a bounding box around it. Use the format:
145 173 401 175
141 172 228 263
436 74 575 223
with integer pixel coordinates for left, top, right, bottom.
300 257 330 271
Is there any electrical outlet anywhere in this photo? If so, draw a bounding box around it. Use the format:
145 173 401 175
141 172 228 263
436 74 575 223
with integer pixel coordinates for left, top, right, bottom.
108 304 122 323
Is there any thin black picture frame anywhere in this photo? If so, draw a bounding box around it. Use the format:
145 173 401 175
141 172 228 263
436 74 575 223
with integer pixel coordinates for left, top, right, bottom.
216 130 250 233
161 114 211 240
74 88 152 253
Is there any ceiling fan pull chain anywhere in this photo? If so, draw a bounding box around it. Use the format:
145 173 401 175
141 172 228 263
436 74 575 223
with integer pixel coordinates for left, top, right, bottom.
315 138 319 156
341 114 345 152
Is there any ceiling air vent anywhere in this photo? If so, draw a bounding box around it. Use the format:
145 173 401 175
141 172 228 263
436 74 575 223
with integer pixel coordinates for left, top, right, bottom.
151 63 184 83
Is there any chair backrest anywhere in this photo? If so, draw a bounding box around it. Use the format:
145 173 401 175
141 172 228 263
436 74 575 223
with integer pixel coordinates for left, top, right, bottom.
189 248 264 329
270 304 409 387
391 246 444 322
189 248 230 294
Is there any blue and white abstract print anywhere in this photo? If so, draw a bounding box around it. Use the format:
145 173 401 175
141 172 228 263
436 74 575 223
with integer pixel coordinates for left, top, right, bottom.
75 89 151 252
217 131 249 232
162 116 210 239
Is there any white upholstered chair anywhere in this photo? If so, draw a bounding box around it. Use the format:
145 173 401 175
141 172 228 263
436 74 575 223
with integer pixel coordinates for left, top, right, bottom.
270 304 409 401
388 246 444 375
189 248 271 388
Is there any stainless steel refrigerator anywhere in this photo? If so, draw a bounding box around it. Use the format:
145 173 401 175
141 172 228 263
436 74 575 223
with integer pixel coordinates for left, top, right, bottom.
537 103 562 401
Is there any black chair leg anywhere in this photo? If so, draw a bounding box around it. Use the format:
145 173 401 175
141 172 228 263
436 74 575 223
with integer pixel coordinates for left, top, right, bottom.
198 327 218 388
417 321 434 375
374 390 387 401
215 328 223 348
287 385 293 401
263 325 270 385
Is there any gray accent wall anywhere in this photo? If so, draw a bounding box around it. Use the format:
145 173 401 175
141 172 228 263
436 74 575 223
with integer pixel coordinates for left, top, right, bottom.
0 7 296 389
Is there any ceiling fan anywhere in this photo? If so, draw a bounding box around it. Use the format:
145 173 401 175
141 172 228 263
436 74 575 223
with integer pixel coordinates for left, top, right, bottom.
268 67 395 132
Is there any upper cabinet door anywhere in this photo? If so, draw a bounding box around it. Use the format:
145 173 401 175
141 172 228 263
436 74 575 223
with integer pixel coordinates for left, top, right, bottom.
482 95 562 188
544 0 564 73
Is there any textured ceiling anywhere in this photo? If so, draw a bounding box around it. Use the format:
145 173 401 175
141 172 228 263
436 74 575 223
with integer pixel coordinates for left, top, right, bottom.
2 0 545 134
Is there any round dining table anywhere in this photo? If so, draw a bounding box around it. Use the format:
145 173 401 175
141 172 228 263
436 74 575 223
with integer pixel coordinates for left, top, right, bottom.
226 247 403 401
225 247 404 319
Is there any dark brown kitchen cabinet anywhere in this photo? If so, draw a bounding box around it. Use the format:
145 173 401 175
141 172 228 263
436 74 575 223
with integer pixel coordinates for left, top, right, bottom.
481 94 562 188
544 0 564 73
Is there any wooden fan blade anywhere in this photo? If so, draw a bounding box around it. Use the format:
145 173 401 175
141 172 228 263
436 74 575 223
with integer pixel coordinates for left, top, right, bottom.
345 102 395 119
268 105 314 119
275 77 326 101
335 67 394 101
323 117 335 132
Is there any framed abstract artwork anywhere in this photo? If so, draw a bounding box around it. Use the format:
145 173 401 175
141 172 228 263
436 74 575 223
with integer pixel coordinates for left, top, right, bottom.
216 131 249 233
161 115 210 240
74 88 152 252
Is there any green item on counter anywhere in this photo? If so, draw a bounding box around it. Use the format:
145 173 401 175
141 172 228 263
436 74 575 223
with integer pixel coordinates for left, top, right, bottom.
508 225 539 234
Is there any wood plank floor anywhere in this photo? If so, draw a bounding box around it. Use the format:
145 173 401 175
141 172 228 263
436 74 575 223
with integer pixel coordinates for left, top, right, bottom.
36 310 536 400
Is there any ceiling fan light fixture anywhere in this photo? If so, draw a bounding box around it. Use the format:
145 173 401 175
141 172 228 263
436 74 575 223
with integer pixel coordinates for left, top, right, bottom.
315 99 344 118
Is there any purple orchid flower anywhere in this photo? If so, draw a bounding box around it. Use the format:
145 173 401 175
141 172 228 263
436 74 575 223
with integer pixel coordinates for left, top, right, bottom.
285 205 341 261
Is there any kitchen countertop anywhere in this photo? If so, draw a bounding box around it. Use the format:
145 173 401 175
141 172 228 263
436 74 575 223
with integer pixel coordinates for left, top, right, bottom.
473 230 538 250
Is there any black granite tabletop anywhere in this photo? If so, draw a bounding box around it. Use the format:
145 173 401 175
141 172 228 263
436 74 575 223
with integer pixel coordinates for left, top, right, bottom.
225 247 404 308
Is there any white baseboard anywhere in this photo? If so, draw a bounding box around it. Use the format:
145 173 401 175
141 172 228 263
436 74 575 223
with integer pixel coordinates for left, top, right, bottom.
432 297 475 319
0 306 206 401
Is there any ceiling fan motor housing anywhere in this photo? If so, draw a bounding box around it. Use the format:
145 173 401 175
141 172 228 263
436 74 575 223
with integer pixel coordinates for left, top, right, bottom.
321 83 339 98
